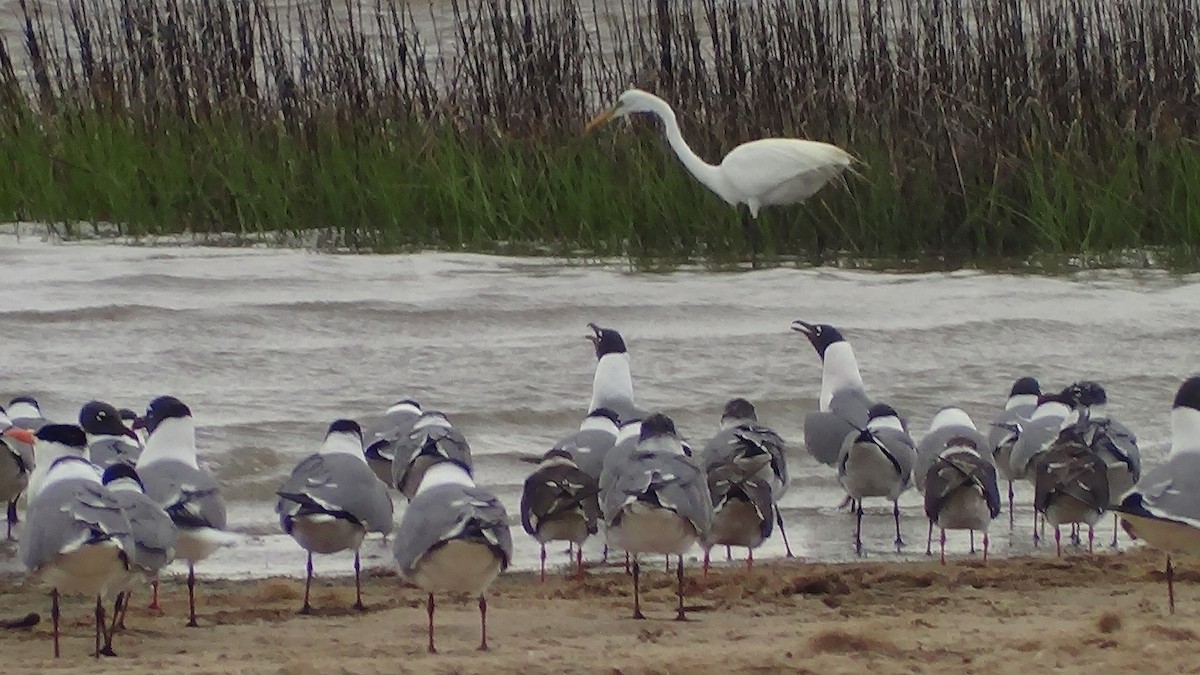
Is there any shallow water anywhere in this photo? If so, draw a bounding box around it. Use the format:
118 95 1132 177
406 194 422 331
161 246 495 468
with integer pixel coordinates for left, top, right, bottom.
0 232 1195 580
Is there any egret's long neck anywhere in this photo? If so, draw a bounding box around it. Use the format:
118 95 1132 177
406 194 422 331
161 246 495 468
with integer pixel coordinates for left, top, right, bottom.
650 98 729 203
819 342 865 411
321 432 365 460
415 462 475 494
140 417 199 469
1170 407 1200 456
590 353 634 411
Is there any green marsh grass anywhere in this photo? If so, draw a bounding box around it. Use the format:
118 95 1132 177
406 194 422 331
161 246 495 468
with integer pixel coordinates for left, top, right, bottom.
0 0 1199 268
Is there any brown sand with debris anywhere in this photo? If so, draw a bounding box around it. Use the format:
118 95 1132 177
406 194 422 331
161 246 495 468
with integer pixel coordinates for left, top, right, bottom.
1 547 1198 674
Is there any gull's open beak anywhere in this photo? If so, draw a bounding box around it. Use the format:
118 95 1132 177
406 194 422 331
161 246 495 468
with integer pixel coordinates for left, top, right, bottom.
790 319 816 336
584 106 617 133
585 322 603 345
2 427 35 446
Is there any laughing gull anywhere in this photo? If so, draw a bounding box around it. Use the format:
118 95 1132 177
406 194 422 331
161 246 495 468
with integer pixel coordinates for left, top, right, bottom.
700 398 792 571
1007 391 1073 544
922 426 1001 564
585 323 647 423
520 448 601 581
26 423 91 500
839 403 917 555
1114 376 1200 613
21 454 133 658
551 407 621 483
7 396 48 431
600 413 712 620
136 395 231 627
791 321 872 486
100 464 177 629
393 457 512 653
917 407 989 554
1033 411 1111 556
391 410 473 501
362 399 423 485
1061 381 1142 546
80 401 143 470
0 408 35 540
987 377 1042 528
276 419 394 613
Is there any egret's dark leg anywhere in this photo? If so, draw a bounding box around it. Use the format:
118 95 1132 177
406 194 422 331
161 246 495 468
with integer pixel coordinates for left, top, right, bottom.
1032 510 1040 547
970 529 976 554
632 559 644 620
855 502 864 556
353 550 365 611
186 562 198 627
776 508 795 557
539 543 547 583
1055 525 1062 557
51 588 61 658
426 593 437 654
893 501 904 549
674 556 688 621
1167 556 1176 615
1007 481 1014 530
664 555 670 573
477 595 489 651
742 209 761 269
925 520 934 556
300 552 313 614
725 545 732 561
5 499 17 541
1111 513 1120 547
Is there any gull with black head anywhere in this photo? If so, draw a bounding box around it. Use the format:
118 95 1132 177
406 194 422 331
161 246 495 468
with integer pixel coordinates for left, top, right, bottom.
838 403 917 555
136 395 232 627
1114 376 1200 613
600 412 712 620
21 449 134 658
276 419 394 613
988 376 1042 529
393 456 512 653
920 409 1001 563
100 463 176 630
520 448 601 581
80 400 143 470
585 323 647 424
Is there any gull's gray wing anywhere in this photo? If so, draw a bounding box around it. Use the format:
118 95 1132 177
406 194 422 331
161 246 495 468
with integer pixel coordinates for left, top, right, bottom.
1033 429 1110 514
554 428 618 482
111 490 177 573
363 410 423 482
393 426 473 497
866 427 919 487
519 464 601 536
89 436 142 470
804 388 870 466
987 406 1034 450
277 454 394 534
20 478 134 572
600 451 712 538
704 452 775 541
923 451 1001 520
916 424 987 492
1119 453 1200 524
1088 418 1141 482
393 484 512 577
138 460 227 530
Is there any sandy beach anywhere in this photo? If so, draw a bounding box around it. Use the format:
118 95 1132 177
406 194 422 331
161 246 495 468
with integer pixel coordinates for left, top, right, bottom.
1 546 1197 674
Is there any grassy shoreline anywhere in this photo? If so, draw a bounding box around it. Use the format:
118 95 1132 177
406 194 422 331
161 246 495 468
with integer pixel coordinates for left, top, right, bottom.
2 0 1200 268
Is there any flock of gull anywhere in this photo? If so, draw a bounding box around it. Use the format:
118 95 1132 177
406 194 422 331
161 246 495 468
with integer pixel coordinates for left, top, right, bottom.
2 319 1200 659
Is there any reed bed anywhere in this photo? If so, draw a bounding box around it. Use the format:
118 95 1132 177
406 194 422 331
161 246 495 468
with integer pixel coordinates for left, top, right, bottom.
1 0 1199 266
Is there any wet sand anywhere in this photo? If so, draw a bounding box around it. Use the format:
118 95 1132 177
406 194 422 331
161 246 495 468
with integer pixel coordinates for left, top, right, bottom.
1 546 1196 674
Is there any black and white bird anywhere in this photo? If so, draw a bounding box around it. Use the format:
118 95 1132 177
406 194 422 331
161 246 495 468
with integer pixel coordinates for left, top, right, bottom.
987 376 1042 528
1033 412 1111 556
1007 391 1073 544
21 451 134 658
7 396 48 431
276 419 394 613
920 412 1001 564
1060 380 1142 546
791 321 872 480
917 407 990 556
392 457 512 653
391 410 473 501
551 407 621 483
585 323 647 423
600 413 712 620
135 395 232 627
0 408 35 540
80 400 143 471
1114 376 1200 613
838 403 917 555
26 423 91 500
362 399 423 486
100 464 177 629
519 448 601 581
700 398 792 572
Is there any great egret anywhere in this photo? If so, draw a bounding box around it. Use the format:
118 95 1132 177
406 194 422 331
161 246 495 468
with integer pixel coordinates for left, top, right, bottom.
585 88 855 266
